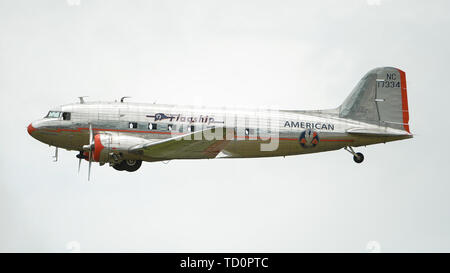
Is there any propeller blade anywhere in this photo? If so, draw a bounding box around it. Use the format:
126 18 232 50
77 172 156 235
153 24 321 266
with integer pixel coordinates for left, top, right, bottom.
89 123 93 145
88 123 93 181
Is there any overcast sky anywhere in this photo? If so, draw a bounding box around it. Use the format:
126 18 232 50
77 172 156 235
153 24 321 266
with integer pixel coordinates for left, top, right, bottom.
1 0 449 252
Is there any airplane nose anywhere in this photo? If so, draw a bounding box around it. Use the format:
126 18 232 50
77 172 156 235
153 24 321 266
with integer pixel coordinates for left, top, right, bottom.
27 123 36 135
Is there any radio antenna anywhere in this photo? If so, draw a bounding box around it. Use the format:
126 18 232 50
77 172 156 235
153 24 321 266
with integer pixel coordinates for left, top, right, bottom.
78 96 89 104
120 96 131 103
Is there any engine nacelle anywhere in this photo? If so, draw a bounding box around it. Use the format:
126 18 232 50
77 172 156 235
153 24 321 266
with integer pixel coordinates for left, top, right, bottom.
86 133 148 163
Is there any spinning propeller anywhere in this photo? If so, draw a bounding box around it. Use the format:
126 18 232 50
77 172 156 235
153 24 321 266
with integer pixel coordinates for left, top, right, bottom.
79 123 94 181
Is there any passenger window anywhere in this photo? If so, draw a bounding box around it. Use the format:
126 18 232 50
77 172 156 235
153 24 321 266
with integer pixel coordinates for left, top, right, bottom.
62 112 71 121
168 124 173 131
129 122 138 129
148 123 157 130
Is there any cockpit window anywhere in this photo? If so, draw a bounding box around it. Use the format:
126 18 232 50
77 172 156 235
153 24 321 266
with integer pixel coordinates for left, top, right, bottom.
62 112 71 121
46 111 61 118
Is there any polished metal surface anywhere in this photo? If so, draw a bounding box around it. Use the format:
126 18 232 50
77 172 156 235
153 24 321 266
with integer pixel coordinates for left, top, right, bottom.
27 67 413 167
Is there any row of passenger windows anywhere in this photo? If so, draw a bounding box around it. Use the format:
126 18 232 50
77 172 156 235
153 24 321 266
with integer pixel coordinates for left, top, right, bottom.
129 122 195 132
128 122 255 135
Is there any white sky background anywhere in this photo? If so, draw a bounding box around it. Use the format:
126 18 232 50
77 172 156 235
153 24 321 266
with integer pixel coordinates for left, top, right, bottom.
1 0 449 252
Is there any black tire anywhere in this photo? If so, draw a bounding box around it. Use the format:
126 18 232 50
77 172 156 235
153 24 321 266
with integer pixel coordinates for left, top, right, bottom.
353 152 364 163
124 159 142 172
112 161 127 171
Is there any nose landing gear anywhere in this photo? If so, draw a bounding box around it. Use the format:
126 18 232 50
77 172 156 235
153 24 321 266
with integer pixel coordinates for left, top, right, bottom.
344 146 364 163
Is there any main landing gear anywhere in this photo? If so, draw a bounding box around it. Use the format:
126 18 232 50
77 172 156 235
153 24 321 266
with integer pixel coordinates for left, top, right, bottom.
112 159 142 172
344 146 364 163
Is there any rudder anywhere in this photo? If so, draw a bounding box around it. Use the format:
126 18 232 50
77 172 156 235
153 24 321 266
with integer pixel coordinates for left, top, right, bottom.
339 67 410 133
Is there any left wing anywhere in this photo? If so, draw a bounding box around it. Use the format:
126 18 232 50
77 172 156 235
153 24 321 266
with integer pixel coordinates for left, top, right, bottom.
129 127 233 159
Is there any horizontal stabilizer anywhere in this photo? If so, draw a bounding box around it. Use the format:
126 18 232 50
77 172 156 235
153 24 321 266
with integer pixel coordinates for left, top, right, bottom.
346 127 412 136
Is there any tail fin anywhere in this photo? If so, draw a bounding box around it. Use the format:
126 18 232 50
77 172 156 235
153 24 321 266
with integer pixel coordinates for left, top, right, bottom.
339 67 410 133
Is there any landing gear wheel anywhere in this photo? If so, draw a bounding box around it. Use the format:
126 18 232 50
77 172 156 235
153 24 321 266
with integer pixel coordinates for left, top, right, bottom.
124 160 142 172
353 152 364 163
112 160 142 172
112 161 127 171
344 146 365 164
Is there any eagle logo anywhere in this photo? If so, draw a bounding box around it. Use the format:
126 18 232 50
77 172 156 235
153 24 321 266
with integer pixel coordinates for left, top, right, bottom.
299 129 319 148
146 113 173 121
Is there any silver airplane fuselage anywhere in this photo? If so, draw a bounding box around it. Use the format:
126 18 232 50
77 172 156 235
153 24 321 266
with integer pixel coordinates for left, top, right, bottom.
27 67 413 174
28 102 411 159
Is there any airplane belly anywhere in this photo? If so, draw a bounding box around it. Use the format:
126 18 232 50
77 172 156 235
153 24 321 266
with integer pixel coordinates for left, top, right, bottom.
218 127 359 158
222 140 296 158
222 138 345 158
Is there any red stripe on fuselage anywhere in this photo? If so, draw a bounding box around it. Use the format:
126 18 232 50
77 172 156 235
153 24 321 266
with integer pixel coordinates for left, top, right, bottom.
321 139 354 142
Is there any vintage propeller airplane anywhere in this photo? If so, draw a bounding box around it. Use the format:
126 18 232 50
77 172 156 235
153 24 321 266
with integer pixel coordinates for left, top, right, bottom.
27 67 412 180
